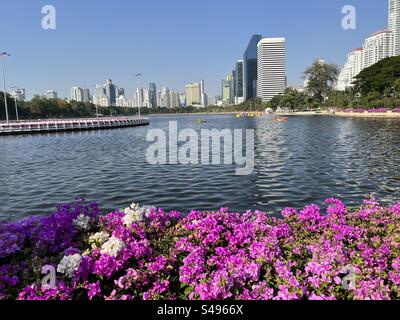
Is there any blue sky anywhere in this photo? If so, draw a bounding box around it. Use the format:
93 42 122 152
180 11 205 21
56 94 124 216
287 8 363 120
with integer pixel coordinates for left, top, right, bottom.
0 0 388 99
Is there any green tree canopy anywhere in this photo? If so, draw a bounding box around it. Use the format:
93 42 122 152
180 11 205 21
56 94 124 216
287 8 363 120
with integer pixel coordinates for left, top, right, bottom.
303 60 340 103
354 56 400 95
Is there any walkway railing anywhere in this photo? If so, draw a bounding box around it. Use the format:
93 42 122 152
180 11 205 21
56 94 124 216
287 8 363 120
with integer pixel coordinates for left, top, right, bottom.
0 117 149 135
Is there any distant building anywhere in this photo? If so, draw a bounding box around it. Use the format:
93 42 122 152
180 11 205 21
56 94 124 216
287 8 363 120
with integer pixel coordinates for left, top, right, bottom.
222 73 234 105
257 37 286 102
185 82 201 106
170 91 180 108
179 93 186 107
207 95 215 106
71 86 84 102
135 87 144 108
99 96 110 107
336 48 363 91
82 88 90 103
337 0 399 91
243 34 263 101
95 84 106 98
160 87 171 108
143 89 150 108
235 60 244 105
118 88 125 97
389 0 400 56
11 88 26 101
46 90 57 100
157 90 162 107
116 96 126 107
200 80 207 107
148 82 157 108
105 79 116 106
363 30 394 69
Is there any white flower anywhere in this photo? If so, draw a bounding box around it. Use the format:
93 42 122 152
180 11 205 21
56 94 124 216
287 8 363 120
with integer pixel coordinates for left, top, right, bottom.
122 203 144 227
57 254 82 278
100 237 125 257
73 214 91 232
88 232 110 249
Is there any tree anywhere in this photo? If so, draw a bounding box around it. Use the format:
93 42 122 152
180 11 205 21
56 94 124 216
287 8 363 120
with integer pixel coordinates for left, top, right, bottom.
276 88 309 110
353 56 400 95
303 60 340 103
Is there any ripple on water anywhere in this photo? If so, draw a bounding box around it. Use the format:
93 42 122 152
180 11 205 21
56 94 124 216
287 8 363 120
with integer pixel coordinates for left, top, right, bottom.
1 115 400 219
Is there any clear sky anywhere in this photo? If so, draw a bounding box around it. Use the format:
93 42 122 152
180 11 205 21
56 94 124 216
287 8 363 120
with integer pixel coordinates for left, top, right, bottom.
0 0 389 99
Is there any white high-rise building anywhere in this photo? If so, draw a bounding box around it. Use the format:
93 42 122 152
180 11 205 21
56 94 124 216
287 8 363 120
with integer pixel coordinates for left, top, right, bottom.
116 96 126 107
200 80 206 107
135 87 144 108
389 0 400 56
336 48 363 90
143 89 150 108
362 29 394 69
46 90 57 100
256 38 286 102
71 87 84 102
99 96 110 107
160 87 171 108
337 0 399 90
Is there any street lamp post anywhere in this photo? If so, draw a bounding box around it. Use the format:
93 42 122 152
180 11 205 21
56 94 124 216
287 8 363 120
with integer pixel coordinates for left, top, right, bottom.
1 52 10 123
134 74 143 117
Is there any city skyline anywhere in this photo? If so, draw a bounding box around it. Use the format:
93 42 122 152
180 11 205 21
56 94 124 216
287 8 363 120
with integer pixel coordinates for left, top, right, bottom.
0 0 388 100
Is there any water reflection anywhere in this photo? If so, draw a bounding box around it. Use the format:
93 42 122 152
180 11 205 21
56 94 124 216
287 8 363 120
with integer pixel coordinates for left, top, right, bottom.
0 114 400 219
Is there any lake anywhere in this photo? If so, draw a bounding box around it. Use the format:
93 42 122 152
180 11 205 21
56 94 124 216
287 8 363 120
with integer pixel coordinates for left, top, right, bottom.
1 114 400 220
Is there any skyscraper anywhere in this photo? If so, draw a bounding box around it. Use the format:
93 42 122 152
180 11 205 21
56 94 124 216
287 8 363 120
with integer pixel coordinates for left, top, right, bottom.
362 30 394 69
200 80 206 107
160 87 171 108
185 83 201 106
222 73 234 105
148 83 157 108
95 84 106 98
135 87 144 108
143 89 150 108
389 0 400 56
336 48 363 91
179 93 186 107
71 87 84 102
170 91 180 108
82 88 90 103
235 60 244 105
257 38 286 102
243 34 263 101
337 0 399 90
118 88 125 97
105 79 116 106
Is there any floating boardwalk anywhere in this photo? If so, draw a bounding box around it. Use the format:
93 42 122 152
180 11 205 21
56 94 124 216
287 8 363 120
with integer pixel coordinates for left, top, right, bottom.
0 117 150 136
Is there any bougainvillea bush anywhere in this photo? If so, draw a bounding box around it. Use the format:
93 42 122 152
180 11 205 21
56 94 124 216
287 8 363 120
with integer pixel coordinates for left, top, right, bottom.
0 198 399 300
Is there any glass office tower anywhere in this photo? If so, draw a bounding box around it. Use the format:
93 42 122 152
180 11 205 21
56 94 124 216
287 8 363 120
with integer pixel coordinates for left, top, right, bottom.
243 34 263 100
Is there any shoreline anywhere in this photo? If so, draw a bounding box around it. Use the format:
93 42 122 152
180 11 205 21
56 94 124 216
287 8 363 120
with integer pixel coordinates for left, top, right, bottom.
278 111 400 119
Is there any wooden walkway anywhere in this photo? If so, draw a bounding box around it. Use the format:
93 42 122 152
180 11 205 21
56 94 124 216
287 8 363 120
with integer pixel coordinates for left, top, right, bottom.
0 117 150 136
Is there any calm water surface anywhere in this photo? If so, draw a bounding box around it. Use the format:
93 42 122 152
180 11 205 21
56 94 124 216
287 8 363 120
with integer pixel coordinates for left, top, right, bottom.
1 114 400 219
